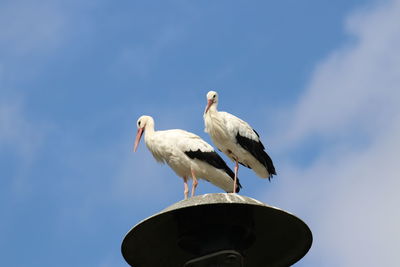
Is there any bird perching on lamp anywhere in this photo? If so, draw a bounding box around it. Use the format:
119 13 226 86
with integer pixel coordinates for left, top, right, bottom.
203 91 276 193
133 115 241 199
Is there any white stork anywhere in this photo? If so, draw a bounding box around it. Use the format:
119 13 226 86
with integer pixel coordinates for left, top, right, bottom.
133 115 241 199
203 91 276 192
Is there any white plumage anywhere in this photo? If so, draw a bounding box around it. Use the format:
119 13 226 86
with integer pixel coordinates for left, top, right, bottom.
203 91 276 192
133 115 240 199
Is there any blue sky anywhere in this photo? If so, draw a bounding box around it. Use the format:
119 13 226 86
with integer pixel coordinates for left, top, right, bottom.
1 0 400 266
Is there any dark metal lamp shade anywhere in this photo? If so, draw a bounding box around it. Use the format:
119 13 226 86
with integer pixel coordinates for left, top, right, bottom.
121 193 312 267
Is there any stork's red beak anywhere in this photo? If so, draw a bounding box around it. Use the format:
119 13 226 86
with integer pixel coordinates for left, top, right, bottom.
133 128 144 152
205 99 213 113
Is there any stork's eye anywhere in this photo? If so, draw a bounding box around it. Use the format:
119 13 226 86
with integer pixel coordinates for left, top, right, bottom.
138 121 141 126
213 95 216 98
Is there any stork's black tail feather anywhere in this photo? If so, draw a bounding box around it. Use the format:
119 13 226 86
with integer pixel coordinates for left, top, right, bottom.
236 132 276 179
262 150 276 181
185 149 242 193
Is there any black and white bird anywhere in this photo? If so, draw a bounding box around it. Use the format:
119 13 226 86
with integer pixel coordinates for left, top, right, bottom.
133 115 241 199
203 91 276 192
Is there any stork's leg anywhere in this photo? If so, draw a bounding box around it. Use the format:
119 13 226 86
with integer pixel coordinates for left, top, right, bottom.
233 160 239 193
183 176 189 199
190 168 198 197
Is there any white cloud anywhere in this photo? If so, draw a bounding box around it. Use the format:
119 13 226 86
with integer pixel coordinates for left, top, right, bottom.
0 97 46 196
0 0 68 57
0 99 42 158
111 25 183 77
277 0 400 149
261 0 400 266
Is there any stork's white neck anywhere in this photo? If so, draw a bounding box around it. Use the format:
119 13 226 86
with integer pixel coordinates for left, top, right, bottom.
143 118 155 140
204 102 225 138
